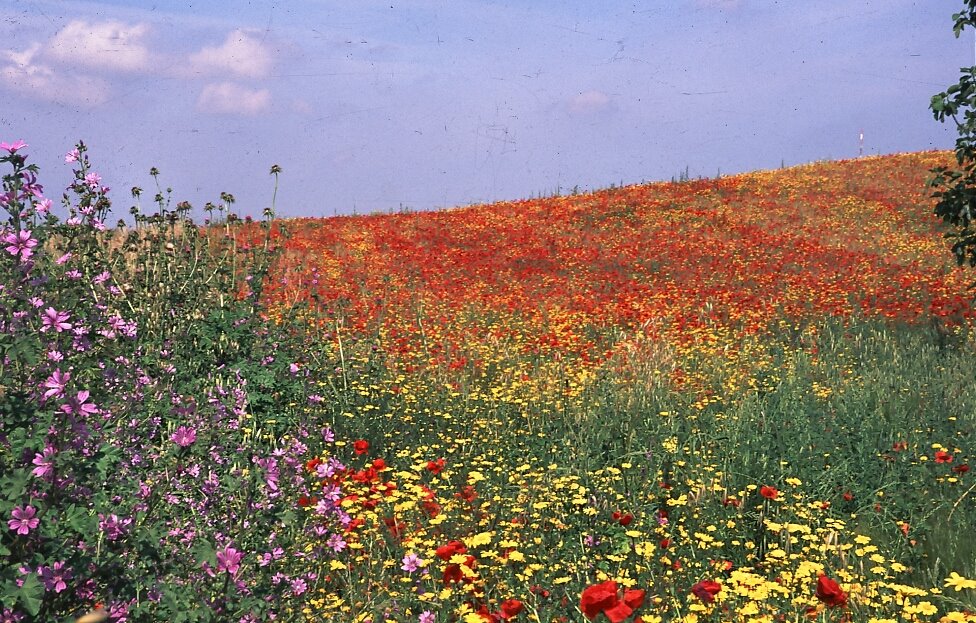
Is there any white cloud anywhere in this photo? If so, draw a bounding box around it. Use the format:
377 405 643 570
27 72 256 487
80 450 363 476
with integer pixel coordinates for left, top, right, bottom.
48 20 152 72
0 43 109 107
567 90 612 116
197 81 271 115
188 30 275 79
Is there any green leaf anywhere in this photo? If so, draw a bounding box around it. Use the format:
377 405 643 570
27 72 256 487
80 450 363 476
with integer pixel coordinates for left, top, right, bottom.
17 574 43 617
0 468 30 502
65 504 94 534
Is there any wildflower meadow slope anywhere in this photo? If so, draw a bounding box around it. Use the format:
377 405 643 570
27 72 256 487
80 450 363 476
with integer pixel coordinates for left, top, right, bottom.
267 151 976 623
2 143 975 623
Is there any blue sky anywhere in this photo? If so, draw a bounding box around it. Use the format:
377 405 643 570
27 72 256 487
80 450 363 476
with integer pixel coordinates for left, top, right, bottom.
0 0 971 218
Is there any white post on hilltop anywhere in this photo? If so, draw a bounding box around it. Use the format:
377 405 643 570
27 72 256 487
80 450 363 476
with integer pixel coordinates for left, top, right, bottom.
859 130 864 157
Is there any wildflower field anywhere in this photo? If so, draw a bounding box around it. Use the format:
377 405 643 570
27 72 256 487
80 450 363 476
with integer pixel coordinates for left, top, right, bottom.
1 143 975 623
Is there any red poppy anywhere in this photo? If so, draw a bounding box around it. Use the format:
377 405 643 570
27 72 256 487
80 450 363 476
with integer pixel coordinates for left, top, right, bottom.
443 563 464 585
580 581 620 621
690 580 722 604
602 601 635 623
422 499 441 517
305 457 322 473
953 463 970 474
721 497 740 507
760 485 779 500
580 581 645 623
435 540 468 560
612 511 634 527
353 439 370 455
815 575 847 608
935 450 954 464
372 458 387 470
842 491 853 502
622 589 645 610
500 599 524 619
383 516 407 539
427 458 446 474
457 485 478 503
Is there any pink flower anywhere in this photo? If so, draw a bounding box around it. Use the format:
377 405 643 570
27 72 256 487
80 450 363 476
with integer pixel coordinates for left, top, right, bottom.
31 447 55 479
61 391 98 416
8 505 39 535
170 426 197 447
401 553 424 573
0 140 27 153
35 198 53 214
39 561 71 593
3 230 37 260
65 148 80 163
98 513 131 541
216 545 243 575
42 369 70 400
40 307 72 333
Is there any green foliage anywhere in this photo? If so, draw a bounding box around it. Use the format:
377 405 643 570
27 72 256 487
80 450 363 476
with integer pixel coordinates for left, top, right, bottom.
0 143 345 621
930 2 976 274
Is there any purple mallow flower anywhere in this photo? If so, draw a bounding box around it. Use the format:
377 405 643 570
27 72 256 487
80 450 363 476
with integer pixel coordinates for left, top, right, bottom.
170 426 197 447
40 307 72 333
84 172 101 190
38 561 71 593
42 369 70 401
8 506 39 535
31 447 55 479
401 553 424 573
61 390 98 416
215 545 243 575
3 230 37 260
98 514 131 541
0 140 27 153
326 533 346 553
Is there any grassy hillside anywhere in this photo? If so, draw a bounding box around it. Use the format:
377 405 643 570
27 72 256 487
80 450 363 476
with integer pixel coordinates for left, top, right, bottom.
259 151 976 621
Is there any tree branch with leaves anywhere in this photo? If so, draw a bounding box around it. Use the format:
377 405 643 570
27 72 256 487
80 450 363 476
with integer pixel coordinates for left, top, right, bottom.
930 1 976 277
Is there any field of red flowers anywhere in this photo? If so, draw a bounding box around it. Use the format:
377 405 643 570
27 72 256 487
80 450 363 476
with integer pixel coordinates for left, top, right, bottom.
257 151 976 622
270 152 971 365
